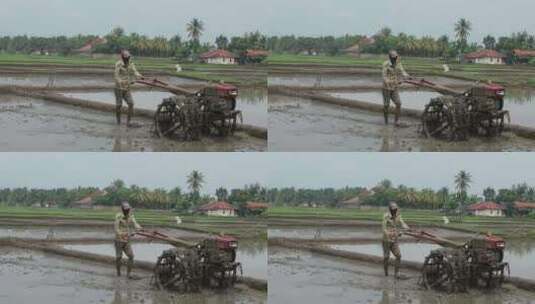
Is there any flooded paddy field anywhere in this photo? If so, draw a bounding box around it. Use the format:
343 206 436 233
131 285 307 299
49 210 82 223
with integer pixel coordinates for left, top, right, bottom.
268 226 474 240
0 225 207 240
60 87 268 128
327 88 535 128
268 74 471 88
0 247 265 304
63 239 267 280
269 94 535 151
0 94 266 152
330 239 535 281
0 73 205 88
269 246 535 304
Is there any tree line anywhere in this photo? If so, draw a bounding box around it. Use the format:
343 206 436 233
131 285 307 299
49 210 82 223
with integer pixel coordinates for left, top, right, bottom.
4 18 535 62
2 169 534 217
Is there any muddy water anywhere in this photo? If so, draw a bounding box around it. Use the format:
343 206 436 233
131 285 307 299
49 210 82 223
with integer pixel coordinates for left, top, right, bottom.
60 87 268 127
328 89 535 128
269 94 535 152
268 74 470 88
0 225 206 240
269 246 535 304
63 240 267 280
331 239 535 280
268 226 473 240
0 94 265 152
0 247 265 304
0 74 204 87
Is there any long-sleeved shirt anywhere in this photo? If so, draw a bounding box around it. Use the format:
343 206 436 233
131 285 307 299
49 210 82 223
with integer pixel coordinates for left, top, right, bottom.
114 212 141 242
382 60 409 91
114 60 143 91
382 211 409 242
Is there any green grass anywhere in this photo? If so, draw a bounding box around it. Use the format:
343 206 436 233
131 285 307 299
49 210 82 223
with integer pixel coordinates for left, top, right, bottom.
0 206 266 238
267 53 535 87
268 207 535 238
0 53 266 86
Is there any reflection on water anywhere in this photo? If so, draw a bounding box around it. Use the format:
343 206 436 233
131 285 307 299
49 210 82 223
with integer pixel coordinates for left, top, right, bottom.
0 225 113 239
61 88 267 127
332 240 535 280
64 239 267 280
0 74 203 87
269 75 471 88
328 89 535 128
269 75 382 87
0 74 112 87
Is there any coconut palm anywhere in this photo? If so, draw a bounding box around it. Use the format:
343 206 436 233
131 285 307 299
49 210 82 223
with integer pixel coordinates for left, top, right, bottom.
187 170 205 195
455 170 473 222
454 18 472 52
186 18 205 42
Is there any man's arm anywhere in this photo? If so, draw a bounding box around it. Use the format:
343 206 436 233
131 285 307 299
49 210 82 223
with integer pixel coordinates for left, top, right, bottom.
131 63 143 79
382 214 389 236
382 62 390 84
399 63 410 78
131 215 142 230
114 63 122 86
399 215 409 230
114 214 121 236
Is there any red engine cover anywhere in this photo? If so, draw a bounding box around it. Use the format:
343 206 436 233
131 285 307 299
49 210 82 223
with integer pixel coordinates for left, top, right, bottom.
215 84 238 97
216 235 238 249
483 83 505 92
485 235 505 249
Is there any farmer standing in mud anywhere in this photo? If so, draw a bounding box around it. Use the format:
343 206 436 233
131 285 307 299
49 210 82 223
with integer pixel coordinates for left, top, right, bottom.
114 201 142 279
382 201 409 279
382 50 410 126
114 50 144 127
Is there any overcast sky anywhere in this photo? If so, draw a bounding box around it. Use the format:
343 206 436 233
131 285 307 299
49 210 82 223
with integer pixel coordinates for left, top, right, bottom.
0 153 533 195
1 0 534 43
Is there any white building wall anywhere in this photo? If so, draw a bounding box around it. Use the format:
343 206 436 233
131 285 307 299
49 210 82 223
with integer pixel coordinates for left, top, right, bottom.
474 57 504 65
474 209 504 217
206 209 236 217
206 57 236 65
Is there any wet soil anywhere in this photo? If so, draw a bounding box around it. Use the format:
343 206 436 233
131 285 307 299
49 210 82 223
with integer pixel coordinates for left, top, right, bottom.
0 94 265 152
327 88 535 129
60 87 267 128
268 74 471 88
0 225 207 240
269 246 535 304
269 94 535 152
268 226 474 240
0 73 205 88
62 239 267 280
0 247 265 304
330 240 535 281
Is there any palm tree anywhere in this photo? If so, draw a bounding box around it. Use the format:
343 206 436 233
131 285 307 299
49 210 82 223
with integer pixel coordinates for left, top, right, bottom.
454 18 472 53
187 170 205 195
186 18 205 42
455 170 473 222
438 187 449 211
215 35 229 50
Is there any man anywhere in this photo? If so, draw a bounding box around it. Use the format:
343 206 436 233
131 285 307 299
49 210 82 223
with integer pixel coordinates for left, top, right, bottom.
114 201 142 278
114 50 144 127
382 50 410 126
382 202 409 279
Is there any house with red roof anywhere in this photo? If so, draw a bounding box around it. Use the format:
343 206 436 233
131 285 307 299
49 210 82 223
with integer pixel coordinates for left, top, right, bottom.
74 37 107 55
199 49 237 65
197 201 237 217
72 190 107 209
467 202 506 217
245 202 270 215
513 201 535 216
512 49 535 64
464 50 506 65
